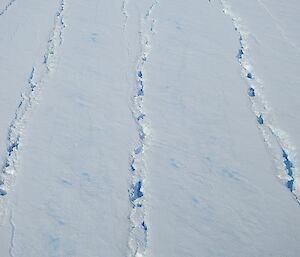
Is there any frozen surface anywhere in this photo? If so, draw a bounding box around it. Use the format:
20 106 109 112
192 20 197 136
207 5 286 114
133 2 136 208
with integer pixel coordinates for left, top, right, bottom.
0 0 299 257
0 0 61 161
222 0 300 193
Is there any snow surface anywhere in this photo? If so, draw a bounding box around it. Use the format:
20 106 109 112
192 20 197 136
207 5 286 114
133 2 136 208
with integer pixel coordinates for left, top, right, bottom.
0 0 300 256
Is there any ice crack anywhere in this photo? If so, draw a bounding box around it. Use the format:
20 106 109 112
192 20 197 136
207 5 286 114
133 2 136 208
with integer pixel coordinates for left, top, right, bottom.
0 0 67 202
127 1 159 256
219 0 299 203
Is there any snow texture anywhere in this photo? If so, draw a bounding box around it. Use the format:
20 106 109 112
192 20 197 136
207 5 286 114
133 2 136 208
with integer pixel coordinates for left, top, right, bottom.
0 0 300 257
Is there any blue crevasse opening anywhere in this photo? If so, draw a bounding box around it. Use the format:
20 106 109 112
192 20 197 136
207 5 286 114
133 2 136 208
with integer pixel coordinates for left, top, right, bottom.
0 188 7 196
132 181 144 201
142 221 148 231
247 72 253 79
257 114 264 125
282 149 294 192
248 87 255 97
7 141 19 156
137 71 143 79
238 48 244 59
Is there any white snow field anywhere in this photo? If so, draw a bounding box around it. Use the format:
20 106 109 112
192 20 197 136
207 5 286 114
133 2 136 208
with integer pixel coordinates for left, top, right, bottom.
0 0 300 256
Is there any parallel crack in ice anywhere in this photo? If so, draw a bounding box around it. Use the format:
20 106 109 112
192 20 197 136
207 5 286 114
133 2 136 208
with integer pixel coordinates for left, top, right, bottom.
0 0 16 17
0 0 67 201
126 1 159 256
219 0 299 203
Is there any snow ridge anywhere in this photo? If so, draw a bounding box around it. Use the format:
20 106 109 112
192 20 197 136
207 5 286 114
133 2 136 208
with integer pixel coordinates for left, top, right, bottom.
219 0 300 202
0 0 66 201
122 0 129 31
128 1 158 256
0 0 16 17
9 209 16 257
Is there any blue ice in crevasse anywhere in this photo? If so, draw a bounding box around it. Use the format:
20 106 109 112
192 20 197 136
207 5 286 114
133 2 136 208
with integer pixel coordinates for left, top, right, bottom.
248 87 255 97
247 72 253 79
137 89 144 96
0 188 7 196
257 114 264 125
282 149 294 191
134 146 143 155
238 48 244 59
137 71 143 79
28 67 36 91
139 128 146 140
132 181 144 201
7 141 19 156
137 113 145 121
4 159 10 168
130 160 136 172
287 179 294 192
142 221 148 231
137 81 144 96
